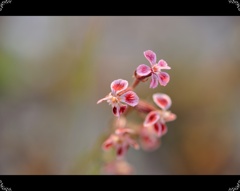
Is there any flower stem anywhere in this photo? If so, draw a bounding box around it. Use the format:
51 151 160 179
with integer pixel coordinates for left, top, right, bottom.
131 78 140 89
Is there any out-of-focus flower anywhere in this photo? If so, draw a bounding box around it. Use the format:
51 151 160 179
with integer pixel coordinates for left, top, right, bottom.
136 50 171 88
97 79 139 117
103 159 134 175
139 126 160 151
143 93 176 137
102 127 139 159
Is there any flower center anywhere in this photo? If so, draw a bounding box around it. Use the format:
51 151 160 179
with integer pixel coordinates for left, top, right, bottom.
152 64 160 73
111 96 119 104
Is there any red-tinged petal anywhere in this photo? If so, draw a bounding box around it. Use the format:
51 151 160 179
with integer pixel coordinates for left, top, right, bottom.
144 50 157 65
164 112 177 122
112 105 120 117
161 123 168 136
140 127 160 151
97 96 110 104
153 93 172 110
111 79 128 94
119 105 127 115
116 146 126 159
158 72 170 86
150 74 158 88
144 111 160 127
120 91 139 107
102 137 114 151
141 135 160 151
158 59 171 70
153 122 162 137
136 64 151 77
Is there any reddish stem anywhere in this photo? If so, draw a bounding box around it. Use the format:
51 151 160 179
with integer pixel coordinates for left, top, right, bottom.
131 78 140 89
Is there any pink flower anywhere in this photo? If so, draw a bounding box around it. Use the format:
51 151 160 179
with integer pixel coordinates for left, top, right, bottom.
136 50 171 88
97 79 139 117
139 126 160 151
102 127 139 159
143 93 176 137
103 159 134 175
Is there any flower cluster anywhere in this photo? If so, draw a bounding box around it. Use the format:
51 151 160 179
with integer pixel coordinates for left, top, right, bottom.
97 50 176 174
135 50 171 88
97 79 139 117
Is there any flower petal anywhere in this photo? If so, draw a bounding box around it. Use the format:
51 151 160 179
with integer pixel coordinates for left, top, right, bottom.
164 112 177 122
140 127 160 151
136 64 151 77
120 91 139 107
158 72 170 86
102 136 114 151
119 104 127 115
112 105 120 117
97 95 110 104
153 93 172 110
144 50 157 65
116 146 127 159
158 59 171 70
144 111 160 127
150 74 158 88
153 122 162 137
111 79 128 94
141 135 160 151
161 123 168 136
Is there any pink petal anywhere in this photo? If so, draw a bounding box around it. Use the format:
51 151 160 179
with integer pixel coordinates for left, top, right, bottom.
144 111 160 127
97 96 109 104
158 72 170 86
120 91 139 107
144 50 157 65
150 74 158 88
136 64 151 77
153 122 162 137
140 135 160 151
157 72 170 86
111 79 128 94
119 104 127 115
140 127 160 151
153 93 172 110
158 59 171 70
112 105 120 117
161 123 168 136
116 146 127 159
102 137 114 151
164 112 177 122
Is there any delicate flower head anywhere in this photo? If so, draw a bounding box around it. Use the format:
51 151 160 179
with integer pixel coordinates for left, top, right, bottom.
103 159 134 175
102 127 139 159
97 79 139 117
139 126 160 151
143 93 176 137
136 50 171 88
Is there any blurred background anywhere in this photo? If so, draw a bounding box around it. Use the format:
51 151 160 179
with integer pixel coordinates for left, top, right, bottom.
0 16 240 175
